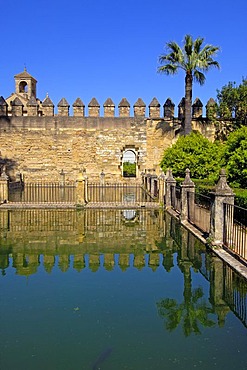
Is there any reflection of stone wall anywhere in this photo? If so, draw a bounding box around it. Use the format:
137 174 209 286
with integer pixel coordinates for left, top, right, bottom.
0 209 166 276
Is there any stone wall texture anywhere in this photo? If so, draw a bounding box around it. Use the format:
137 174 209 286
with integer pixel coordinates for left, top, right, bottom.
0 115 216 182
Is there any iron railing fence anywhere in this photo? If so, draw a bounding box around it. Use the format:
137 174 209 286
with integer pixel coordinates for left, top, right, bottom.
7 182 158 205
223 203 247 262
0 208 161 234
198 253 211 282
187 192 211 234
195 193 211 210
87 183 157 203
8 182 76 204
224 263 247 328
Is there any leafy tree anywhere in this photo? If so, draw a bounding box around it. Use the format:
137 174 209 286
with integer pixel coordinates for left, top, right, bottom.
217 78 247 126
222 126 247 188
158 35 220 135
123 161 136 177
160 132 223 181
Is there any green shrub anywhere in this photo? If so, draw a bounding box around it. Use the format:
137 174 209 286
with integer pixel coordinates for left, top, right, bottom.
123 162 136 177
222 126 247 188
234 189 247 208
160 132 223 181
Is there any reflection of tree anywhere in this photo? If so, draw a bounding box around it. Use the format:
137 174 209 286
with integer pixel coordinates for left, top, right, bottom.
156 237 176 272
157 261 215 336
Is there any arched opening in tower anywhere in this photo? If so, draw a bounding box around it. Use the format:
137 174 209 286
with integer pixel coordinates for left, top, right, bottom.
19 81 28 94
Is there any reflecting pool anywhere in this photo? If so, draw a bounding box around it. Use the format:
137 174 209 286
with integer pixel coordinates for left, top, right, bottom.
0 209 247 370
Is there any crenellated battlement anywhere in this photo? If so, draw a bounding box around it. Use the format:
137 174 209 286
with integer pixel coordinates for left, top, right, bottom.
0 69 218 120
0 94 216 119
0 69 219 183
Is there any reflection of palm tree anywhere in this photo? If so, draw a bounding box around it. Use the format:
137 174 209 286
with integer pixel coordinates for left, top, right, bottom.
157 262 215 336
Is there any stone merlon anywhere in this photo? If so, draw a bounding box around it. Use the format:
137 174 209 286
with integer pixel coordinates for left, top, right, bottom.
27 96 38 106
58 98 70 107
88 97 100 107
149 97 160 107
11 97 23 106
73 98 85 107
118 98 130 107
42 94 54 106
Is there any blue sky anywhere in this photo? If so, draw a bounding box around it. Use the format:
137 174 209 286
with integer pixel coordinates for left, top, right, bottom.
1 0 246 116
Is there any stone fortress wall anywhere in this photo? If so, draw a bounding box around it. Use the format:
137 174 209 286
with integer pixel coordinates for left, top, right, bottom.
0 69 217 182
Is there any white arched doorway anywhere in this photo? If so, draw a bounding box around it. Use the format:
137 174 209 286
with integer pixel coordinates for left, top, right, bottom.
122 149 137 178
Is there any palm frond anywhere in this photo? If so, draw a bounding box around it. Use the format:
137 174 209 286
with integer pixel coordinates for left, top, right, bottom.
166 41 183 55
184 35 193 56
193 70 206 85
193 37 204 54
157 64 179 75
199 45 220 61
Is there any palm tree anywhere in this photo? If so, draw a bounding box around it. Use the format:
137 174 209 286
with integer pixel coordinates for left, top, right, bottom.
157 261 216 336
158 35 220 135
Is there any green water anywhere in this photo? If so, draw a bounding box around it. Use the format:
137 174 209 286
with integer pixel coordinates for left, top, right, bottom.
0 209 246 370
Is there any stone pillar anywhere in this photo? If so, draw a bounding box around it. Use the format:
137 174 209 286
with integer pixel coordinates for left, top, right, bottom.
100 170 105 185
103 98 115 117
192 98 203 118
150 172 158 197
60 169 65 187
158 172 166 204
118 98 130 117
209 255 229 327
133 98 146 117
72 98 85 117
148 97 160 118
0 169 9 203
57 98 70 116
180 169 195 223
146 171 152 193
88 98 100 117
84 175 88 203
210 169 235 246
165 169 176 208
76 172 86 206
163 98 175 119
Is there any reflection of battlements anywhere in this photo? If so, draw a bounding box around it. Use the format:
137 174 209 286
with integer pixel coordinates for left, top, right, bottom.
0 209 168 276
0 69 216 119
1 208 246 328
0 209 201 276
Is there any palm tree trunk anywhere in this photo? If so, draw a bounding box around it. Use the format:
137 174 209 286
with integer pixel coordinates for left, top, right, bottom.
184 73 193 135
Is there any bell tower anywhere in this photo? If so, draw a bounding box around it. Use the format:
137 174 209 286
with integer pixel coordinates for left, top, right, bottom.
14 68 37 99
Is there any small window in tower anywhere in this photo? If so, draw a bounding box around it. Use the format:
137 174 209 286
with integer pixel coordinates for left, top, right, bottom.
19 81 28 93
